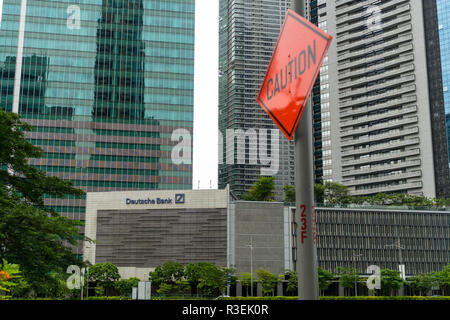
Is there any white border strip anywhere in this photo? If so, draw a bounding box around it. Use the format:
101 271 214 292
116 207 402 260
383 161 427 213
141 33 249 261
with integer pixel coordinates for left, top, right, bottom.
12 0 27 114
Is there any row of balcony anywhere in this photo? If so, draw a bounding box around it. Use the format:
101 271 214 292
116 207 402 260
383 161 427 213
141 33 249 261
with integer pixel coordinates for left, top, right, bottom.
339 74 415 100
340 115 418 137
338 33 413 62
338 42 413 74
336 0 410 21
341 159 421 177
343 169 422 187
341 126 419 147
339 94 416 118
350 181 423 196
339 53 414 80
338 23 412 54
336 4 411 39
341 137 420 157
340 84 416 109
340 105 417 127
341 147 420 167
338 61 414 90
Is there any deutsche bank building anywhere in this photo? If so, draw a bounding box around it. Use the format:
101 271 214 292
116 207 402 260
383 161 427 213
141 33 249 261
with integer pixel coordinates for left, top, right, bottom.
84 188 449 281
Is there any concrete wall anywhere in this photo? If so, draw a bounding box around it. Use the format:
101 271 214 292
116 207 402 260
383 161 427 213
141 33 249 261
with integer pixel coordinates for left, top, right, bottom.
231 201 285 276
95 208 227 267
84 188 229 279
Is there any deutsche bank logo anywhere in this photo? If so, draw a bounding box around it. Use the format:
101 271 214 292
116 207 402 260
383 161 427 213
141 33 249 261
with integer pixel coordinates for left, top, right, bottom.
175 193 185 204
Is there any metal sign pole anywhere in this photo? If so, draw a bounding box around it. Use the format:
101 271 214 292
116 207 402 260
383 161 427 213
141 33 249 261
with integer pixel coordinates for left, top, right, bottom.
292 0 320 301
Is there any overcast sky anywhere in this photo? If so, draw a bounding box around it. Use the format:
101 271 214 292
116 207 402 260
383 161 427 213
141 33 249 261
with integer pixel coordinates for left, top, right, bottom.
193 0 219 190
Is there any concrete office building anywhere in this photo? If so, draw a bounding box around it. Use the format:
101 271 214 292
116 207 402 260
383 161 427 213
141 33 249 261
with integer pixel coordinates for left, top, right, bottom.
316 0 450 198
305 206 449 275
84 188 449 280
83 188 287 279
0 1 195 232
218 0 295 201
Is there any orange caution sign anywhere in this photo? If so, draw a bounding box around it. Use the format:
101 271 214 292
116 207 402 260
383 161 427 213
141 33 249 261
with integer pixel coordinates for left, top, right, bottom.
257 9 332 141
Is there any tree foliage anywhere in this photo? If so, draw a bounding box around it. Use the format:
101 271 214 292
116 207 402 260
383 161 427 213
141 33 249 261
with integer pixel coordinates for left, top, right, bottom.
242 177 276 201
88 262 121 295
0 109 89 296
433 264 450 295
380 269 404 296
336 267 359 295
321 181 351 205
318 267 335 293
184 262 234 296
284 270 298 295
283 185 295 203
255 268 280 296
287 179 450 208
185 262 213 294
239 272 253 288
286 181 351 205
149 261 185 288
115 277 140 297
407 274 435 296
0 259 21 293
196 264 229 296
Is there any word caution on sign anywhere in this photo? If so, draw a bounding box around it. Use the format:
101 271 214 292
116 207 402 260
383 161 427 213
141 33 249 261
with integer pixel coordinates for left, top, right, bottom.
256 9 332 141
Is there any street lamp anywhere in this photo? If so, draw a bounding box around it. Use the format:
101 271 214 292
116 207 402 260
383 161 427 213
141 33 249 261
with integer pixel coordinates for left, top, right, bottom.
352 250 363 296
385 238 406 295
384 238 405 272
245 236 254 296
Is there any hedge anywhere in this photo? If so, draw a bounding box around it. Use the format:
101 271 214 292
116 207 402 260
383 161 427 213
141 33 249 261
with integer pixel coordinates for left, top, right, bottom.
218 296 450 301
88 296 131 300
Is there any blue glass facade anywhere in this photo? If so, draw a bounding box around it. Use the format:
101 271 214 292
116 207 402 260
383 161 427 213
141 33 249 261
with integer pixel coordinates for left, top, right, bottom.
437 0 450 168
0 1 195 226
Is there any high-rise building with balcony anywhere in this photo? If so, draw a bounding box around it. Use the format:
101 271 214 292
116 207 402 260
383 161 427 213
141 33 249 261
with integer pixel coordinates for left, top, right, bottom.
219 0 449 199
0 0 195 241
316 0 450 198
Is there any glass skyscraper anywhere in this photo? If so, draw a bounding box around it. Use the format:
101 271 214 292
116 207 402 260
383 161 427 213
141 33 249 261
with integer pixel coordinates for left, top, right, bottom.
437 0 450 169
218 0 295 201
0 0 195 237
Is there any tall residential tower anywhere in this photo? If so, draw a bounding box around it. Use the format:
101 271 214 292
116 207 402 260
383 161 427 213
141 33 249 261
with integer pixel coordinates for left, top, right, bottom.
316 0 450 198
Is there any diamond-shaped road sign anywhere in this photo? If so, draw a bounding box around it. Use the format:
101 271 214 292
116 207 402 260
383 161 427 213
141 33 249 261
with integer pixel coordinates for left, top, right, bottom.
257 9 332 141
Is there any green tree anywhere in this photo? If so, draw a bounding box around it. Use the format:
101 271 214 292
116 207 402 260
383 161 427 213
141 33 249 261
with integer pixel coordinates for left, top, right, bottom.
242 176 276 201
323 181 351 205
433 264 450 296
283 185 295 203
88 262 121 296
174 279 190 295
255 268 279 296
284 270 297 295
0 109 89 296
197 264 228 297
336 267 359 296
313 181 351 205
314 183 325 204
407 274 435 296
157 283 173 295
239 272 253 296
115 277 140 297
185 262 213 295
149 262 184 288
318 267 334 295
380 269 404 296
